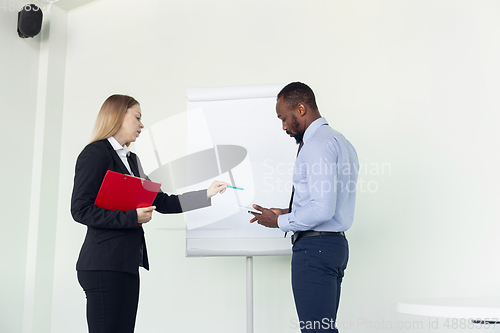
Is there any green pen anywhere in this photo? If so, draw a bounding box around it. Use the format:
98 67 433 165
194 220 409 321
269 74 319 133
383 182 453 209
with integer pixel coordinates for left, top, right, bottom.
227 185 244 190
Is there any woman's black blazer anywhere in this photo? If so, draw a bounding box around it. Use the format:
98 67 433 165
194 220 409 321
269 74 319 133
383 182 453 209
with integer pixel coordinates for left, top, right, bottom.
71 139 210 274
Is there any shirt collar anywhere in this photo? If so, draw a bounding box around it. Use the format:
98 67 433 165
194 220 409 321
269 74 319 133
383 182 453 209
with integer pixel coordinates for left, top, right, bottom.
107 136 130 156
302 117 328 144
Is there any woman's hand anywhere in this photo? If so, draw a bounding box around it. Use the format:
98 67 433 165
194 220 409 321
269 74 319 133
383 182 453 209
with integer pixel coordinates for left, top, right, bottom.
136 206 156 224
207 181 230 198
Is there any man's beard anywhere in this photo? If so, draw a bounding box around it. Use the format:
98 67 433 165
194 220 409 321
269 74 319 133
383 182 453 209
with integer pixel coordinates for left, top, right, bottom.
292 132 304 144
286 113 304 144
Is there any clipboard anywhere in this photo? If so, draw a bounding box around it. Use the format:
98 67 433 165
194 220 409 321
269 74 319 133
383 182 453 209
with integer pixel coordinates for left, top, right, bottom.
94 170 161 223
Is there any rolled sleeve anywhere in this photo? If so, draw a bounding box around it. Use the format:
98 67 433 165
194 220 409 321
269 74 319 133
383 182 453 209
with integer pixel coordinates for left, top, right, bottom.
278 213 292 232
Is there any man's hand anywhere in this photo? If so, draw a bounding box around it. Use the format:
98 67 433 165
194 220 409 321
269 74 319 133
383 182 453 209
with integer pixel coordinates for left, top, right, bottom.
249 204 279 228
270 208 289 216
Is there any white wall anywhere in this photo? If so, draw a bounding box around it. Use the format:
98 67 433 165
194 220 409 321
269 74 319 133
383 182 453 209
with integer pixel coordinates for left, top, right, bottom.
3 0 500 332
0 6 40 333
1 3 69 333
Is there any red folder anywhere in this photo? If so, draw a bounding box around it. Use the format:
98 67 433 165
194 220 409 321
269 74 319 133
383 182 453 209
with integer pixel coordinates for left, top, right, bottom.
94 170 161 225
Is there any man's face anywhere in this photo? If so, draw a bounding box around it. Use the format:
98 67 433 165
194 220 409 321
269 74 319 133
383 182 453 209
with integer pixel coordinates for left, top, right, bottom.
276 97 304 144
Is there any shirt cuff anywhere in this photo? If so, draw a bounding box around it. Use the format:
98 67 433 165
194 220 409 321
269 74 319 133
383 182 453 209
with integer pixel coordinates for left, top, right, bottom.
278 213 293 233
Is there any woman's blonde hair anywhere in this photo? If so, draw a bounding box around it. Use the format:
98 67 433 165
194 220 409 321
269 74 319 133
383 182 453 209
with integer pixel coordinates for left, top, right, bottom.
90 94 139 147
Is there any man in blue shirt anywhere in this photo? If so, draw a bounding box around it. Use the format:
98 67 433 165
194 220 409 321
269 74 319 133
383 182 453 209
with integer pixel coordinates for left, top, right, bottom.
251 82 359 332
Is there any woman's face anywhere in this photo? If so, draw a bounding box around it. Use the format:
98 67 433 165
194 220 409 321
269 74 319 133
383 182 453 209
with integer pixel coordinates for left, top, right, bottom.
114 104 144 146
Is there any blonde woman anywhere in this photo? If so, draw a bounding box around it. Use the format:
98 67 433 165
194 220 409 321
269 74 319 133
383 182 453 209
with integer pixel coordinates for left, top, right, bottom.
71 94 228 333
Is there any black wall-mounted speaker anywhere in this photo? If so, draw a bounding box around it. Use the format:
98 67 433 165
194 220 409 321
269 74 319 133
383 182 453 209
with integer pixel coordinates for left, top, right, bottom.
18 4 43 38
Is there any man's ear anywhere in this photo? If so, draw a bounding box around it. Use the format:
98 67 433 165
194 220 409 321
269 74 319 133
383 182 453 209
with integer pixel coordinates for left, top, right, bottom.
297 103 306 117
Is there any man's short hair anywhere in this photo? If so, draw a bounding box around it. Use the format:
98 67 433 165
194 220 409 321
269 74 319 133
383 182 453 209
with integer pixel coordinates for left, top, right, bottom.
277 82 318 111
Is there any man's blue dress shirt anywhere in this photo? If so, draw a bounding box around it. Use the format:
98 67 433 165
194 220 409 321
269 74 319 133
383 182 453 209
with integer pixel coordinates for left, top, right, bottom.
277 117 359 233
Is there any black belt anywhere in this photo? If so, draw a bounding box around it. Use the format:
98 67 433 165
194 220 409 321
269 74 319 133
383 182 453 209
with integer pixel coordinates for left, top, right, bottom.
291 231 345 245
